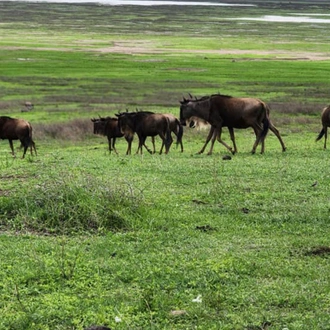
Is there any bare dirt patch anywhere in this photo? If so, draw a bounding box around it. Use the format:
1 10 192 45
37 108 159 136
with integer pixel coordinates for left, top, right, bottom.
2 44 330 61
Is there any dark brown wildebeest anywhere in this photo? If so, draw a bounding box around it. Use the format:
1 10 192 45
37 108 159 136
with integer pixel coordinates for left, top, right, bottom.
316 105 330 149
180 94 286 155
0 116 37 158
116 111 173 154
91 117 133 155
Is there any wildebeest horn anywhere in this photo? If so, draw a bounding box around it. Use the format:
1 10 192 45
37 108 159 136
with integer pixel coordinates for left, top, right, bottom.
188 93 193 99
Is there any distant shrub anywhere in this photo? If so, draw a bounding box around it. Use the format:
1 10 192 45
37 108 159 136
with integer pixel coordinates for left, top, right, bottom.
269 102 323 115
0 174 143 234
34 118 94 141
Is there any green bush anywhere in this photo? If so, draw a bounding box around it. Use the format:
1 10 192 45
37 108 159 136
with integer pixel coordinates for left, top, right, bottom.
0 174 142 234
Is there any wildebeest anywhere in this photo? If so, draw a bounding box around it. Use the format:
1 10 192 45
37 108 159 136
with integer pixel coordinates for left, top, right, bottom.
0 116 37 158
180 94 286 155
316 105 330 149
91 117 133 155
116 111 173 154
144 113 184 153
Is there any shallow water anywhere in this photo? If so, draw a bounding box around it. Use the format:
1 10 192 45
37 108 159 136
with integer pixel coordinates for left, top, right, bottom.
233 15 330 24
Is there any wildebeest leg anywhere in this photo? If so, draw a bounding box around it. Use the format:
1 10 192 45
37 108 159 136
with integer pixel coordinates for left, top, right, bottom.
20 139 29 159
20 140 37 156
139 136 153 154
324 126 328 149
269 122 286 152
136 136 143 154
175 131 184 152
176 123 184 152
173 130 183 152
107 137 112 153
251 124 265 154
8 140 16 157
151 136 156 154
198 126 215 154
179 140 183 152
178 133 184 152
31 140 37 156
143 138 153 154
112 138 119 155
212 128 234 155
125 136 133 155
158 133 167 155
164 126 173 154
251 125 265 154
207 128 220 155
228 127 237 154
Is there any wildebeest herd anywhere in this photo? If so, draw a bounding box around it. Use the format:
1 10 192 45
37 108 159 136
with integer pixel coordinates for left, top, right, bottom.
1 93 330 158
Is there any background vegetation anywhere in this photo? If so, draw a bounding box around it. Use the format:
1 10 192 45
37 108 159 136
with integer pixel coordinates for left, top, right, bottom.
1 1 330 329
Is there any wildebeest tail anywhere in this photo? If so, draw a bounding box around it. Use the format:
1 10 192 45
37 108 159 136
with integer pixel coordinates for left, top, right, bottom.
27 123 33 146
165 119 173 151
261 115 270 139
176 119 184 146
260 103 270 140
316 128 325 141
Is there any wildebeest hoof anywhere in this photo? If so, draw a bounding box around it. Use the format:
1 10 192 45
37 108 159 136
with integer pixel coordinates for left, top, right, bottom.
222 155 232 160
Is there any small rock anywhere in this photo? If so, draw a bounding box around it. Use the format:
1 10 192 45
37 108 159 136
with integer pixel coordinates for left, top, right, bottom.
170 310 187 316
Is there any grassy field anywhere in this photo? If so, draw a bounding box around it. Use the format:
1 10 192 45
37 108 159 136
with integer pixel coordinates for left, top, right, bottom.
1 1 330 329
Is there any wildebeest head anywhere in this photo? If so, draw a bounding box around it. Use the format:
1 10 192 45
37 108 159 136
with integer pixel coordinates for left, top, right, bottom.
91 118 106 135
179 97 196 126
180 96 211 127
116 112 136 135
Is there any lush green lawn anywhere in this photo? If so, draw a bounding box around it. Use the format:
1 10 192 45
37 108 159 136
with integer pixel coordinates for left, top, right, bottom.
1 1 330 329
1 130 330 329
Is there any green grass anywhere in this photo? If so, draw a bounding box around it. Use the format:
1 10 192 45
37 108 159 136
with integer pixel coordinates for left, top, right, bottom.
1 1 330 329
1 132 330 329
